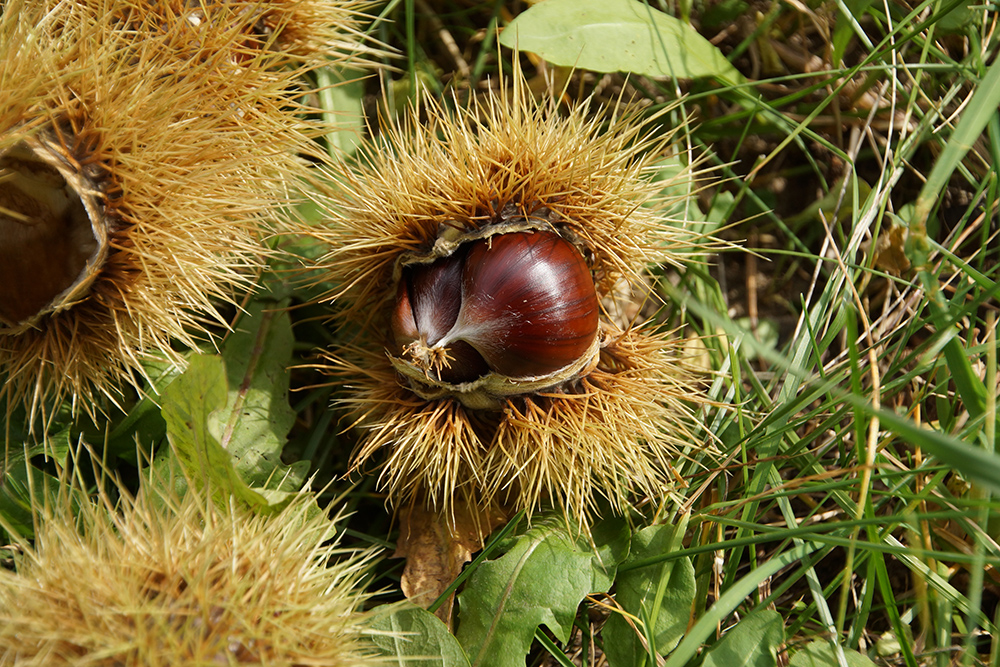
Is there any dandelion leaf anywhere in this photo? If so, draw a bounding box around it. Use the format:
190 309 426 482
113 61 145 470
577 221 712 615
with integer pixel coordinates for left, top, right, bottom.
789 640 877 667
603 524 695 667
370 603 472 667
500 0 744 85
701 610 784 667
455 516 629 667
215 296 308 493
161 348 300 512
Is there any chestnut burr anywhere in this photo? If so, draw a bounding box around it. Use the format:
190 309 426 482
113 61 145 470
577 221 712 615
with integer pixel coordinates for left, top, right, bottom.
316 60 716 524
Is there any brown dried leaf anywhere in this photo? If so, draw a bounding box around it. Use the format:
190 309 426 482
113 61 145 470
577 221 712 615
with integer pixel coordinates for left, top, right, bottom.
873 225 910 275
394 502 508 626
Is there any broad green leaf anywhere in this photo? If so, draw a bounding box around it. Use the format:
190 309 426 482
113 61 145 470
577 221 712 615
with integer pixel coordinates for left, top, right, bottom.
105 357 180 463
935 1 983 34
789 640 878 667
700 610 785 667
499 0 744 86
316 66 367 159
664 543 817 667
604 524 695 667
370 603 472 666
456 516 630 667
0 437 81 542
0 453 50 540
213 297 308 494
161 354 282 511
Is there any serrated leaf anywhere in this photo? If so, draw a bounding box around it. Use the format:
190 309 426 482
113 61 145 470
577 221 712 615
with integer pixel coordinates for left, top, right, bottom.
499 0 744 85
701 610 785 667
603 524 695 667
789 640 878 667
161 354 283 511
370 603 472 666
212 297 307 494
456 516 629 667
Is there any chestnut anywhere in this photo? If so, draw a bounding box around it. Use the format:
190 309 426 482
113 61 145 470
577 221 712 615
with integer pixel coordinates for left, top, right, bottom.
391 230 600 387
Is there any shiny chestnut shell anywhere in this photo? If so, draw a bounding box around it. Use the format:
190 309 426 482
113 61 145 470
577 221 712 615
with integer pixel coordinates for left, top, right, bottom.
391 230 600 383
391 247 489 383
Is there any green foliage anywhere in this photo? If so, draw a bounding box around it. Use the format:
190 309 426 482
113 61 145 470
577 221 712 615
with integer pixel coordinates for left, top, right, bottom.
603 523 695 667
162 355 277 509
789 640 878 667
0 443 66 541
455 517 629 667
214 297 308 494
316 66 367 159
499 0 744 85
371 604 472 667
160 296 306 511
700 610 785 667
8 0 1000 663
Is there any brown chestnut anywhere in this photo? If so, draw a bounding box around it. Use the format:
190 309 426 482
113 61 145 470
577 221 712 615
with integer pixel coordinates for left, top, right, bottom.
391 230 600 385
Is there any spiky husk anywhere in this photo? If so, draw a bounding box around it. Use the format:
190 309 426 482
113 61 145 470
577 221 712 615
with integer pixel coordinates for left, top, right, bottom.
322 79 707 321
211 0 386 67
0 469 382 666
0 1 337 425
314 68 717 523
64 0 386 72
328 325 706 519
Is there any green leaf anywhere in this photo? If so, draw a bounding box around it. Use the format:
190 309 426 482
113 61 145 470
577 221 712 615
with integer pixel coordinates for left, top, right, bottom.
105 358 179 463
456 516 630 667
934 0 983 34
0 438 81 542
700 610 785 667
789 640 878 667
0 453 48 540
663 543 817 667
161 354 284 512
603 523 695 667
700 0 750 30
499 0 744 86
316 66 367 159
370 603 472 666
831 0 875 65
213 297 308 494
